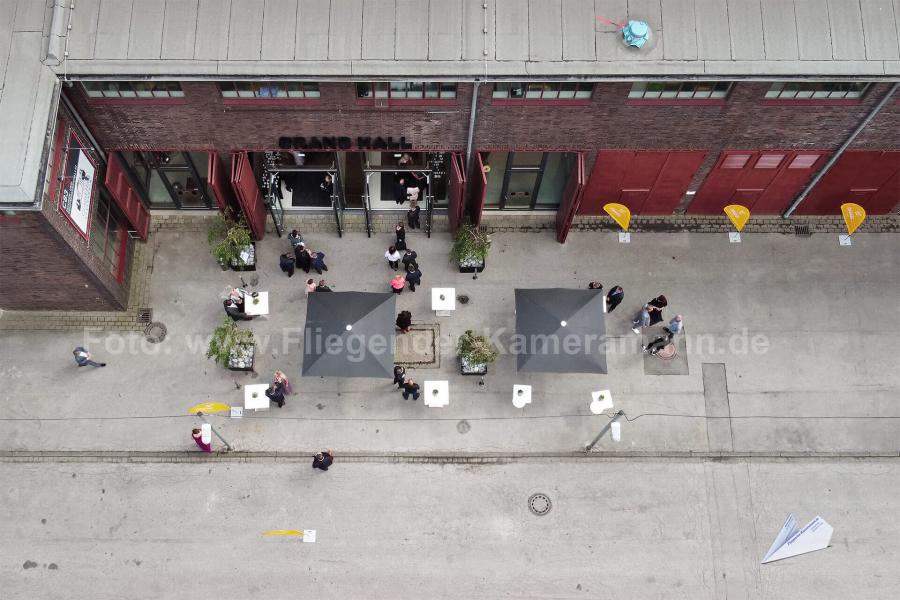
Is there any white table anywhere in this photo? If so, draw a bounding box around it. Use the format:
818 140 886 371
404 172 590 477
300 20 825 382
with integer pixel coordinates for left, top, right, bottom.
424 380 449 408
512 384 532 408
590 389 614 415
431 288 456 317
244 383 271 410
243 291 269 316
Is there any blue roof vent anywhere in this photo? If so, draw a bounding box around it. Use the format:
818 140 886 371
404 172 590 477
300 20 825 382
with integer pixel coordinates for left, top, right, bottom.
623 20 651 48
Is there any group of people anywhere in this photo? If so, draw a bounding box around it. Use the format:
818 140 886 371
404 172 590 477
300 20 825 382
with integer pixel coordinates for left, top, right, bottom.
392 365 420 400
387 223 423 294
279 230 329 278
587 282 684 356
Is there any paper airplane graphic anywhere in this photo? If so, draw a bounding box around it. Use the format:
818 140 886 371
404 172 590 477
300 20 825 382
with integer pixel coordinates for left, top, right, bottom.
762 513 833 564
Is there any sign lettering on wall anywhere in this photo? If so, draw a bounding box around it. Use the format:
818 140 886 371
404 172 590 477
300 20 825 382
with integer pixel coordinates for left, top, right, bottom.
278 136 414 151
59 130 96 240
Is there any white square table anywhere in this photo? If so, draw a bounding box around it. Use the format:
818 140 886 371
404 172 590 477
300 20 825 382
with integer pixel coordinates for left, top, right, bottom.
423 380 449 407
590 389 614 415
243 291 270 316
512 384 532 408
244 383 271 410
431 288 456 317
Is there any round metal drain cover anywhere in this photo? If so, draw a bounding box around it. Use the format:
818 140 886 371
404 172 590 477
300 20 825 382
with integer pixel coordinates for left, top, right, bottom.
458 295 470 305
144 322 167 343
528 493 552 516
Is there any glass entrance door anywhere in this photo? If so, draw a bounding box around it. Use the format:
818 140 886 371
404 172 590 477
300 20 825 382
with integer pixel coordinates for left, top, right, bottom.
116 151 215 209
481 152 577 210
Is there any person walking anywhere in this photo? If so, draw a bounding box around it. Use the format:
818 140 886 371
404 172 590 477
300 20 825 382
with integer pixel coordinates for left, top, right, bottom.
401 248 418 270
279 252 295 278
385 245 402 270
646 294 668 326
407 201 421 229
588 281 603 290
395 222 407 251
305 278 317 296
401 377 420 401
631 303 651 334
274 370 294 396
315 279 332 292
606 285 624 313
313 450 334 471
643 317 683 355
393 176 408 205
192 428 212 453
295 243 311 273
265 374 287 408
405 263 422 292
393 365 407 388
73 346 105 368
391 274 406 294
309 250 328 274
396 310 412 334
287 229 304 250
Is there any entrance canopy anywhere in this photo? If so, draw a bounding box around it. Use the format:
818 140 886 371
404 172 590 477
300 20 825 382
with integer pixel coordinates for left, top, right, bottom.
515 288 607 374
302 291 396 378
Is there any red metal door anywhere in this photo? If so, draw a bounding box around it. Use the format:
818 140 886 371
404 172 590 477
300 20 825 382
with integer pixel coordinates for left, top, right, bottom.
580 150 706 215
208 152 239 213
556 152 585 243
104 153 150 240
448 153 467 232
230 152 267 240
798 150 900 215
689 151 826 214
469 152 488 226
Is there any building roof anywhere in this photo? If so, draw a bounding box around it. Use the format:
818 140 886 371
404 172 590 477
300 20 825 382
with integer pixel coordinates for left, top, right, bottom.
51 0 900 79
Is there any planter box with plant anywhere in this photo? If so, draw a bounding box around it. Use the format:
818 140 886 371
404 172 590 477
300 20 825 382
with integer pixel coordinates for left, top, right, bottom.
457 329 499 375
207 316 257 371
207 211 255 271
450 223 490 273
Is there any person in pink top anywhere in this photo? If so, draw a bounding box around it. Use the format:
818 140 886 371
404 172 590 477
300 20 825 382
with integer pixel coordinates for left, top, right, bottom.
192 428 211 453
390 274 406 294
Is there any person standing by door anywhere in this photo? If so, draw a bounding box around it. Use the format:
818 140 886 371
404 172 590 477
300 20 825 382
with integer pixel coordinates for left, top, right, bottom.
393 176 408 205
320 174 333 202
287 230 304 250
385 245 402 270
395 222 407 251
407 200 421 229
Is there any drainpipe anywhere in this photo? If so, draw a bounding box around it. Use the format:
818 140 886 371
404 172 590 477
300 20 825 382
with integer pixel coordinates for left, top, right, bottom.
464 81 482 176
782 82 899 218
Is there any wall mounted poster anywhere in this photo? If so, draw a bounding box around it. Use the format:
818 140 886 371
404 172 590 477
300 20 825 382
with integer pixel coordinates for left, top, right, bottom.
59 130 96 240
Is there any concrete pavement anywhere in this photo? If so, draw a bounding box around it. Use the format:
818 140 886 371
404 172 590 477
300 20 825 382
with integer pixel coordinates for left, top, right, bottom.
0 229 897 453
1 457 897 599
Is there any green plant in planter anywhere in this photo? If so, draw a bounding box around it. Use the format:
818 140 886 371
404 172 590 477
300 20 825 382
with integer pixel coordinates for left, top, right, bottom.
450 222 491 267
207 211 252 267
456 330 499 365
206 316 256 367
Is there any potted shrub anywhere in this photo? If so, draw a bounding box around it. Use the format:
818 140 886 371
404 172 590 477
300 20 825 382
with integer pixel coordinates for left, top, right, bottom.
457 329 499 375
450 222 490 273
207 211 255 271
207 316 256 371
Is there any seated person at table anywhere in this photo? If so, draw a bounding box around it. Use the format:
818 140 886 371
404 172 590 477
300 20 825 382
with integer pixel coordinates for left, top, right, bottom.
224 298 253 321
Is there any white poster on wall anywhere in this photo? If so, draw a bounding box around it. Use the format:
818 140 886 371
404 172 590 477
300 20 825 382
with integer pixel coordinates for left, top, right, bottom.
59 131 96 239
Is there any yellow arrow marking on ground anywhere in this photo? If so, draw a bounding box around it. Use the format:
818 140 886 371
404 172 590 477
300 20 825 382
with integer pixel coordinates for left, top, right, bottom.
724 204 750 232
603 203 631 232
188 402 232 415
840 203 866 236
262 530 304 537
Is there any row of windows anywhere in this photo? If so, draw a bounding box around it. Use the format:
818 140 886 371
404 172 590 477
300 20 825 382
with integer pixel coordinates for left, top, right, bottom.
82 81 875 102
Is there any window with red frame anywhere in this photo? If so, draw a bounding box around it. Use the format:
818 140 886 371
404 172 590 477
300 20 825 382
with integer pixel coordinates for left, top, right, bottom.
82 81 184 98
628 81 732 100
356 82 457 100
90 189 132 285
765 82 870 100
492 82 593 100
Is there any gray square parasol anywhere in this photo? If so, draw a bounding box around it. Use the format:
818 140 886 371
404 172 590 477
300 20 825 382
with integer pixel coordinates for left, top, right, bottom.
514 288 607 373
302 291 396 377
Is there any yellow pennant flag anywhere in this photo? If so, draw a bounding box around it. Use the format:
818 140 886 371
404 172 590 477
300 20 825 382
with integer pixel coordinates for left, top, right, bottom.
188 402 231 415
723 204 750 232
262 530 304 537
840 203 866 236
603 203 632 232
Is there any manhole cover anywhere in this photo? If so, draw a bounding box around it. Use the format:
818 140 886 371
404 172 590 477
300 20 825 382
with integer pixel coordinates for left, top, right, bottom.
144 322 167 343
656 343 677 360
458 295 470 305
528 493 552 516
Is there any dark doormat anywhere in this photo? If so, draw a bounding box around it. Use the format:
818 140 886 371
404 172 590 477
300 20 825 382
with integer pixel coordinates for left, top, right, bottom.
394 323 440 368
642 329 689 375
